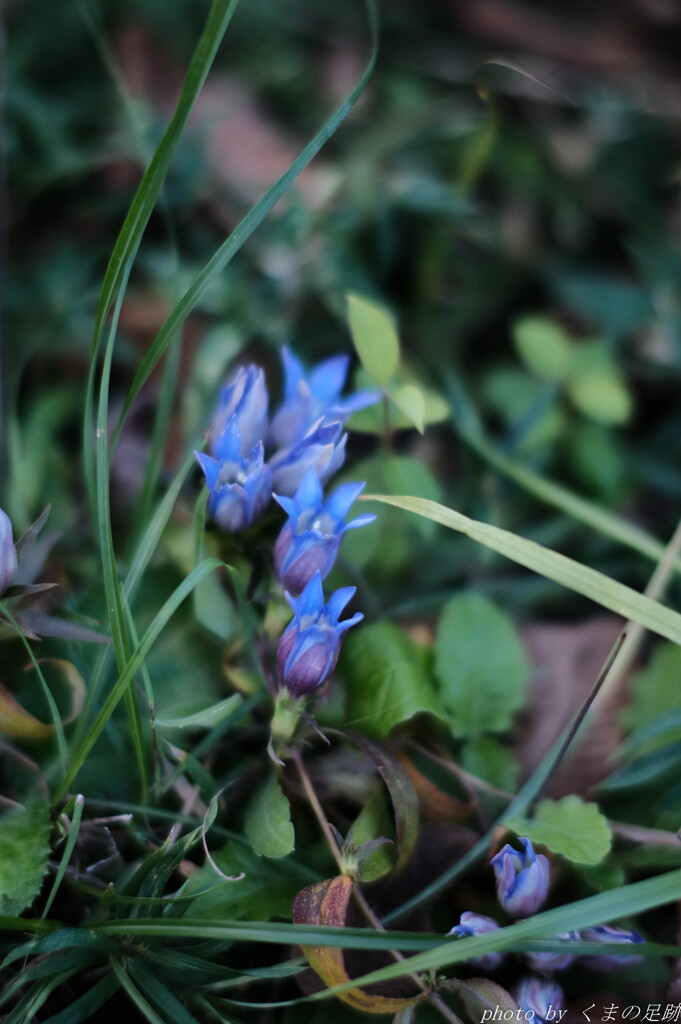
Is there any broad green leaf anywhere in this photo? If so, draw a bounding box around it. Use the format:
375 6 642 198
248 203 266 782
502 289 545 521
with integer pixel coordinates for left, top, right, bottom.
341 622 445 739
567 342 633 425
620 642 681 734
193 569 237 641
183 843 305 919
349 369 449 434
347 293 400 386
434 594 527 737
362 495 681 647
462 737 518 792
0 803 51 915
505 795 612 865
245 774 295 859
513 316 572 382
390 384 425 434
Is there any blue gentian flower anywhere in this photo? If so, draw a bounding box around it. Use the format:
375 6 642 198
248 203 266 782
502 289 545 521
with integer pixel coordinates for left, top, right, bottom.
268 347 380 448
195 418 272 531
210 365 269 455
580 924 644 970
277 571 363 696
513 977 564 1021
273 468 376 594
490 837 550 918
446 912 504 970
0 508 17 596
268 419 347 497
526 932 579 974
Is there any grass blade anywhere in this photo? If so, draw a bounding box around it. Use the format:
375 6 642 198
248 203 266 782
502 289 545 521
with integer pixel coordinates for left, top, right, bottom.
365 494 681 645
41 795 85 918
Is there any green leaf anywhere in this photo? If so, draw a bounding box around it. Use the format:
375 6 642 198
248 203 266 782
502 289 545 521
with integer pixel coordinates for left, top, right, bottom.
341 622 445 739
363 495 681 647
0 803 51 916
155 694 243 730
351 789 395 882
185 843 307 919
566 342 633 425
620 642 681 734
347 293 400 386
390 384 425 434
505 795 612 865
462 737 518 792
245 774 295 859
434 594 527 737
349 369 448 434
513 316 573 382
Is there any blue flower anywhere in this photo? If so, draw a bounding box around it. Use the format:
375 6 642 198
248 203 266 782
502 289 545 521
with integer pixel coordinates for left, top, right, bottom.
513 977 564 1021
0 508 17 596
273 468 376 594
268 347 380 448
195 418 272 531
268 419 347 497
490 837 550 918
580 924 644 970
210 365 269 455
526 932 579 974
446 912 504 970
277 571 363 697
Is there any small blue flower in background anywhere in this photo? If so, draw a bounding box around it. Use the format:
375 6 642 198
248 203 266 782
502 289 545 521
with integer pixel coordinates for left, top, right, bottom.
196 419 272 532
268 419 347 497
513 977 564 1021
268 347 380 449
273 468 376 594
526 931 579 974
491 837 550 918
277 571 363 697
580 924 644 970
0 508 17 596
210 365 269 455
446 911 504 970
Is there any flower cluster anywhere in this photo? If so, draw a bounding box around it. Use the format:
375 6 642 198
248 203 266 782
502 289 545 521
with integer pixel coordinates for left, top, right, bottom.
448 837 644 1020
196 351 379 707
195 351 378 532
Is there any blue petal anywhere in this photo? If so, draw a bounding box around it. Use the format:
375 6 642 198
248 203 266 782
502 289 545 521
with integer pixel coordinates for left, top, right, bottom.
295 466 324 511
281 346 306 401
324 481 365 522
308 354 349 403
325 585 356 624
195 451 221 491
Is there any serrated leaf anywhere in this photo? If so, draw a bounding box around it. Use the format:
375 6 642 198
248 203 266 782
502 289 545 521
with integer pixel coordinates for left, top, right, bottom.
434 594 527 737
341 622 445 739
245 774 295 858
505 795 612 865
513 316 572 382
0 802 51 915
347 293 400 387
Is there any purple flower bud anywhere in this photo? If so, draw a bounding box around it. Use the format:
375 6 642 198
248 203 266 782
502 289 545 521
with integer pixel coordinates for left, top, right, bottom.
277 572 363 696
446 911 504 970
196 418 272 531
490 837 550 919
273 468 376 594
268 419 347 497
210 365 269 455
526 932 579 974
580 924 644 970
513 977 564 1021
0 508 17 596
268 347 380 449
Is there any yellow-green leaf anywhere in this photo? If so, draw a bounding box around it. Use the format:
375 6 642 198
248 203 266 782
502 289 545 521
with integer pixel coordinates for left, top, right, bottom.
505 795 612 865
245 774 295 859
347 293 399 387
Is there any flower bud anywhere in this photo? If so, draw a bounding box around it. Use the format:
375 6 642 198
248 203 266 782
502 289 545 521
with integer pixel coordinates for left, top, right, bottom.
446 911 504 970
277 572 363 697
526 931 579 974
273 468 375 594
268 347 379 449
210 365 269 455
0 508 17 596
268 419 347 497
513 977 564 1021
490 837 549 918
196 418 272 531
580 924 644 970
